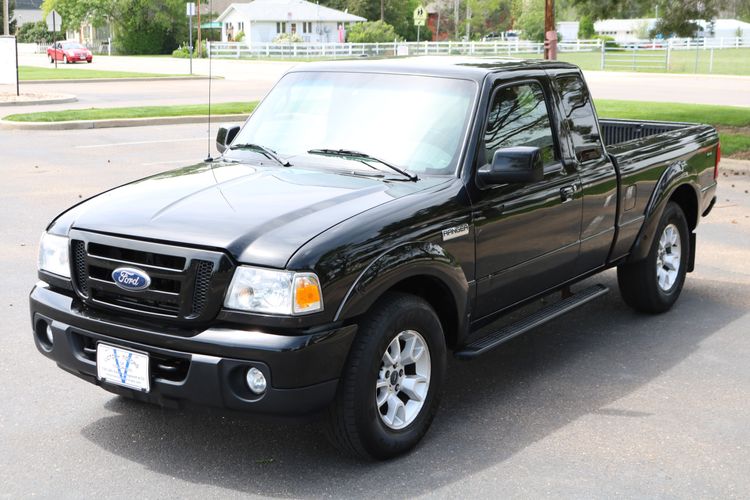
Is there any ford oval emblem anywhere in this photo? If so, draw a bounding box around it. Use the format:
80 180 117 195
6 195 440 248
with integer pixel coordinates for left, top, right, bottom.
111 267 151 291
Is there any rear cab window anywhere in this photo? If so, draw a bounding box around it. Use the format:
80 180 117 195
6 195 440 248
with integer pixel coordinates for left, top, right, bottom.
556 75 604 163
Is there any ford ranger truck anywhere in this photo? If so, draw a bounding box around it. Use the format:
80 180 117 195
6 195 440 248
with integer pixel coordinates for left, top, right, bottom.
30 59 719 460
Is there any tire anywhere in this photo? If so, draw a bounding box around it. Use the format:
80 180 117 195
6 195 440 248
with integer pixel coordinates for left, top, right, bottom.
326 292 447 460
49 55 54 64
617 201 690 313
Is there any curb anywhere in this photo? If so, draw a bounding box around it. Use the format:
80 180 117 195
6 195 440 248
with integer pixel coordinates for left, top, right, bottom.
0 95 78 107
22 76 216 84
0 113 249 130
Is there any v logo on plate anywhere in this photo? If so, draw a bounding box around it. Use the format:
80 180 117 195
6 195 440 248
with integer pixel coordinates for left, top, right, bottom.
113 349 133 384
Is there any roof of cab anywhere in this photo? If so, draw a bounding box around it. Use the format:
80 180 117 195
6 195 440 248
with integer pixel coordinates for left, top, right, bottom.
289 56 579 82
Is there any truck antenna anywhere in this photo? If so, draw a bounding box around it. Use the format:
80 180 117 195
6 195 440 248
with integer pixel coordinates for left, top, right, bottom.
204 0 214 162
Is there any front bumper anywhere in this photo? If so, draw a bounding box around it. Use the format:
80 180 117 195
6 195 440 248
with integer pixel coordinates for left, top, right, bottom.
30 283 356 416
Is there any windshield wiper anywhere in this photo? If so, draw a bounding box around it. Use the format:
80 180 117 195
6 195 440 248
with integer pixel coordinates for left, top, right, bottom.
307 148 417 182
230 143 291 167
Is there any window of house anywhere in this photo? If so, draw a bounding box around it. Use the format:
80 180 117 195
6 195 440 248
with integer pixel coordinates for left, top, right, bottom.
291 23 297 34
276 22 286 33
303 22 312 34
483 81 558 166
556 75 603 163
238 22 244 32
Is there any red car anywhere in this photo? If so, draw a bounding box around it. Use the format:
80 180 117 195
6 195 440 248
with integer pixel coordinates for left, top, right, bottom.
48 41 93 64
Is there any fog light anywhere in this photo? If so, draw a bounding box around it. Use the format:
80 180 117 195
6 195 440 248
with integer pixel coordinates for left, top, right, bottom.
45 325 54 345
245 367 267 394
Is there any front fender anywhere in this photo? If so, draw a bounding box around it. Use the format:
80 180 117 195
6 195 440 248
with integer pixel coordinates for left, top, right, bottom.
628 160 699 262
334 241 472 341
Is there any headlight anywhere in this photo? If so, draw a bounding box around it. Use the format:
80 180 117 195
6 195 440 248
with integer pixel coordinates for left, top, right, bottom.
224 266 323 315
38 233 70 278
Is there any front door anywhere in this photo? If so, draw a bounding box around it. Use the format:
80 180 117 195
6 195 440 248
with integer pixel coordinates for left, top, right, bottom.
473 77 583 319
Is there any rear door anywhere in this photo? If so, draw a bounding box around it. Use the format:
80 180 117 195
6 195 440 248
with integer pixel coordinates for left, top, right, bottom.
472 74 583 319
549 70 618 274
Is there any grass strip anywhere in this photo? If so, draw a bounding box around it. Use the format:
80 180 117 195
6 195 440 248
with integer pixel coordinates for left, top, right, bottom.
4 102 257 122
19 66 184 81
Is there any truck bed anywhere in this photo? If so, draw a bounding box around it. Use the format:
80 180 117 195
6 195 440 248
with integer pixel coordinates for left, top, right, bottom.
599 118 718 262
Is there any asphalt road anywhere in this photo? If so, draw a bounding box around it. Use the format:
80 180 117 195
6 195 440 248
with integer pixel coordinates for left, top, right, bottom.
2 124 750 498
3 55 749 119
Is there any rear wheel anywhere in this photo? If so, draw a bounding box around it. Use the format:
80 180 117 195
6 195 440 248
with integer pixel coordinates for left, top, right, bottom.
326 292 446 460
617 201 690 313
49 55 54 63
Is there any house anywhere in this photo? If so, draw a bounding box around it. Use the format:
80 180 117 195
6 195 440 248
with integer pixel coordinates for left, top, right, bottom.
216 0 366 43
13 0 44 27
695 19 750 40
594 18 656 43
556 21 579 41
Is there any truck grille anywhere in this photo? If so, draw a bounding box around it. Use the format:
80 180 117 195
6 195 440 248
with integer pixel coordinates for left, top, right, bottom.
69 230 232 324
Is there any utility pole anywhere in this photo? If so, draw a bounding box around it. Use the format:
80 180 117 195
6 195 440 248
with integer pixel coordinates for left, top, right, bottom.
544 0 557 60
197 0 202 58
3 0 9 35
380 0 384 21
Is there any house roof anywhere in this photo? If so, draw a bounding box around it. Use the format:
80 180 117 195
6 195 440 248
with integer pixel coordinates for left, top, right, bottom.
217 0 366 23
16 0 44 9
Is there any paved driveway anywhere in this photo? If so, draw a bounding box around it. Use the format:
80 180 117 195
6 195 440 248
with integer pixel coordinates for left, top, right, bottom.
1 124 749 497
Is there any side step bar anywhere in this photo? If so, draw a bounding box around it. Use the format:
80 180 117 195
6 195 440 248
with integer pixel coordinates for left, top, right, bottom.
454 284 609 360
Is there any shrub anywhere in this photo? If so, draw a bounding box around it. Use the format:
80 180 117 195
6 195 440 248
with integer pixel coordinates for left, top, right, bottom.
578 16 595 39
273 32 304 43
171 40 207 58
16 21 54 44
347 20 400 43
234 30 245 42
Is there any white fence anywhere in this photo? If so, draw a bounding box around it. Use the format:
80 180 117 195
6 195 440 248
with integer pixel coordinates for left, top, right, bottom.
207 37 750 60
207 39 602 59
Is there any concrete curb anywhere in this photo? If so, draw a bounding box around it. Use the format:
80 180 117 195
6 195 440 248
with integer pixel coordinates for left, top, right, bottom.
0 95 78 107
22 76 216 84
0 113 249 130
722 158 750 172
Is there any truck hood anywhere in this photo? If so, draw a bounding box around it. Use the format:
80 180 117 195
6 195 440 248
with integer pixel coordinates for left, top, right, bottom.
60 162 440 268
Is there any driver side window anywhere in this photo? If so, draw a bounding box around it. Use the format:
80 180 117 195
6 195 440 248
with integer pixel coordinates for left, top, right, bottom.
484 82 558 167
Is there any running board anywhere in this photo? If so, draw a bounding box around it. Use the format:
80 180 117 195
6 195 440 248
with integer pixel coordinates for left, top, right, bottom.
455 284 609 360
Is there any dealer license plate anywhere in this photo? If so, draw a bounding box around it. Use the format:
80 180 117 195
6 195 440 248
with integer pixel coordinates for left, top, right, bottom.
96 343 150 392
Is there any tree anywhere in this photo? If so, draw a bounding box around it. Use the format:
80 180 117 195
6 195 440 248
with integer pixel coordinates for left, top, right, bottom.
578 15 595 38
41 0 117 32
346 20 399 42
16 20 54 43
465 0 513 40
115 0 187 54
650 0 720 38
515 0 545 42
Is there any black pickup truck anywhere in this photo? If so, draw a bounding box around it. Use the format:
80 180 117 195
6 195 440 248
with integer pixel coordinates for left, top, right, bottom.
31 59 719 459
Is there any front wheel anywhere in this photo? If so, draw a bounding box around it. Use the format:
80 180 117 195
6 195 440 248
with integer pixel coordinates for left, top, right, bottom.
617 201 690 313
326 292 446 460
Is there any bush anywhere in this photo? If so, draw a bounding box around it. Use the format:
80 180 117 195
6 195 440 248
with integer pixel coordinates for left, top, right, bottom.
171 40 207 58
347 21 401 43
234 30 245 42
16 21 53 44
578 15 595 39
516 10 545 42
273 32 303 43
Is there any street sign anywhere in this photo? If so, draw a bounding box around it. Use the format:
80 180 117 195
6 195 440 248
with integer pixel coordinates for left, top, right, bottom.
45 10 61 32
186 2 196 16
413 5 427 27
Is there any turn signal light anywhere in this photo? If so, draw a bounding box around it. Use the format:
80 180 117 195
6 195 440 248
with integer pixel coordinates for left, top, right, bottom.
294 275 322 314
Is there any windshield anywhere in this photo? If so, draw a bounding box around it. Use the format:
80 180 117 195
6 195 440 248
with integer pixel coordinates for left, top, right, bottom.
62 43 84 50
232 71 477 175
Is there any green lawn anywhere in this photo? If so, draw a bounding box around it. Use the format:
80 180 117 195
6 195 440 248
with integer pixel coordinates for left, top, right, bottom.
513 48 750 76
594 99 750 157
19 66 184 81
4 102 257 122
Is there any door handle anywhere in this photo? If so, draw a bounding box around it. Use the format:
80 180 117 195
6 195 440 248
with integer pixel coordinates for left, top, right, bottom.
560 185 576 203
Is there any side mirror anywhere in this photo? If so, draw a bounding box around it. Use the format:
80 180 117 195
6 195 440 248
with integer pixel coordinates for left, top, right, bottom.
477 146 544 186
216 124 241 153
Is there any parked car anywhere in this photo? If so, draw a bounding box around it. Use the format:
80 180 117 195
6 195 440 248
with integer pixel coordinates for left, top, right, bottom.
47 41 93 64
31 59 719 460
